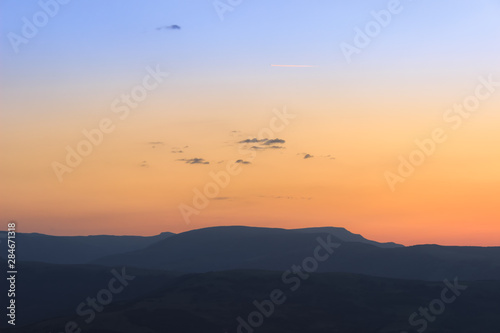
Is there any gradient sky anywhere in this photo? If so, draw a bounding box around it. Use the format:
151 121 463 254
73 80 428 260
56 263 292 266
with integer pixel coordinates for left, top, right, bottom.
1 0 499 246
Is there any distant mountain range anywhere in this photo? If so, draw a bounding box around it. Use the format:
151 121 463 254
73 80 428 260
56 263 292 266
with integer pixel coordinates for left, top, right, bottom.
2 226 500 332
92 226 500 281
2 226 499 281
0 226 398 264
0 231 174 264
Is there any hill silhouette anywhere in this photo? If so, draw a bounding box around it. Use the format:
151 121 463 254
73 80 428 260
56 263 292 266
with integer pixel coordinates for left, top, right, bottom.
5 268 499 332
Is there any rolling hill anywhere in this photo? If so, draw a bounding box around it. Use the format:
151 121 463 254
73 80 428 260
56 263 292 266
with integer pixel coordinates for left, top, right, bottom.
6 269 500 333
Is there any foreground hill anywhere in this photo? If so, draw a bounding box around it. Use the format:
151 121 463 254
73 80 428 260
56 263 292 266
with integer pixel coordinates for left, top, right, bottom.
0 258 179 328
7 269 500 333
94 226 500 281
0 231 173 264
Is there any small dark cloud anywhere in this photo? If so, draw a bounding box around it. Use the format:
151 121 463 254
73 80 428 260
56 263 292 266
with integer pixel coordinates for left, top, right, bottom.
140 160 150 168
240 138 286 151
263 138 285 145
249 145 284 150
239 138 267 144
171 150 183 154
235 159 251 164
157 25 181 30
299 152 334 160
239 138 286 146
178 158 209 165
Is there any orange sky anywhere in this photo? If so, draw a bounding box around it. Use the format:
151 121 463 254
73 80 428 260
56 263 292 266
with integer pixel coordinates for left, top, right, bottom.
1 89 499 246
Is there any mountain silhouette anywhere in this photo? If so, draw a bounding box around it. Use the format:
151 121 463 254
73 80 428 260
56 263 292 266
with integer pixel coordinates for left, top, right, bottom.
0 231 173 264
291 226 403 248
4 267 500 332
92 226 500 281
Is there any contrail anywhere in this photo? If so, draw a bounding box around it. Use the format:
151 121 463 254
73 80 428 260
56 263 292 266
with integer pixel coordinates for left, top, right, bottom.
271 64 316 68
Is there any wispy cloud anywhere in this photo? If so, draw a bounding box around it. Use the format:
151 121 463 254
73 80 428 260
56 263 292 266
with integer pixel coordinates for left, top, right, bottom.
147 141 164 149
299 153 335 160
156 25 181 30
177 158 209 165
251 145 284 150
263 138 285 145
239 138 267 144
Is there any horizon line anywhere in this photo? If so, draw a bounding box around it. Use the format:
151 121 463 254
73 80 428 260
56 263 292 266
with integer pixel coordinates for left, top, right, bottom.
1 225 498 248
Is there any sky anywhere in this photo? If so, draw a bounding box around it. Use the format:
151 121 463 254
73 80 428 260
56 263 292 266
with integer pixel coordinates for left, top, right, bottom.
1 0 499 246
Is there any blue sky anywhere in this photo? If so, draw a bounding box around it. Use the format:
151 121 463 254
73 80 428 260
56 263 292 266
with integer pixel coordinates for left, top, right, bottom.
2 0 499 101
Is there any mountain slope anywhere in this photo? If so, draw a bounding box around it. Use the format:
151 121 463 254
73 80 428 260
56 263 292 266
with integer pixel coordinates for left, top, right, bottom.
292 226 403 248
0 231 174 264
95 226 344 272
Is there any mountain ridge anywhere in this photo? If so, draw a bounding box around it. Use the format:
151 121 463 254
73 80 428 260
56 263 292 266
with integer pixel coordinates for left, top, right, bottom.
93 226 500 281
